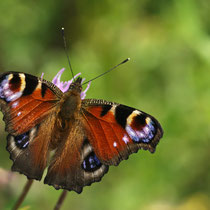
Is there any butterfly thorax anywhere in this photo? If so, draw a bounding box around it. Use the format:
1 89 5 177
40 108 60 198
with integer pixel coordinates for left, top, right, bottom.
58 77 83 123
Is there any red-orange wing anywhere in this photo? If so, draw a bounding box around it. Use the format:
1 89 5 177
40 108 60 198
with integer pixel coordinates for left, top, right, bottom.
0 72 63 135
81 99 163 166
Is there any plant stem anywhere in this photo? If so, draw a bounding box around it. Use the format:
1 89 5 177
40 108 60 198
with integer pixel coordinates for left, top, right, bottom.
12 179 34 210
54 190 68 210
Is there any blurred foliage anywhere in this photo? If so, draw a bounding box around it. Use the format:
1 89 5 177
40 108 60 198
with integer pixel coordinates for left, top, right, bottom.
0 0 210 209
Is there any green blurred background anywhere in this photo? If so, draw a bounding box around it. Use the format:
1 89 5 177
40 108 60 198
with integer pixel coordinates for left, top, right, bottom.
0 0 210 209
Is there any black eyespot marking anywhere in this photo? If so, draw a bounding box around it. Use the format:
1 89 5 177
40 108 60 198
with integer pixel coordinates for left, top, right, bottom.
82 152 102 172
41 83 47 98
82 138 89 147
134 114 146 125
115 105 133 128
23 75 38 96
14 131 30 149
10 74 21 85
100 105 112 117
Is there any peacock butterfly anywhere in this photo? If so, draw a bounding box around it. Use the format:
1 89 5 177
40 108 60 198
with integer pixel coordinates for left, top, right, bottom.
0 67 163 193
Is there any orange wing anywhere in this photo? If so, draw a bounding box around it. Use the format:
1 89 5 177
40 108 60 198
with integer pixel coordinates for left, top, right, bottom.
81 99 163 166
0 72 63 135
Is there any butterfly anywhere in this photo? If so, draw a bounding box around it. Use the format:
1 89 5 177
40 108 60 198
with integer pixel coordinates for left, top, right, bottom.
0 69 163 193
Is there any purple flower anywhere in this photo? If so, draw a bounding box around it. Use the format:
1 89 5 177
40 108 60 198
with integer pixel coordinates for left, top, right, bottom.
42 68 91 99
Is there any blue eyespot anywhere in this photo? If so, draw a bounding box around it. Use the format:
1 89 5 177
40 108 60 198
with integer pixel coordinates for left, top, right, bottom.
14 131 30 149
82 152 102 172
125 120 156 144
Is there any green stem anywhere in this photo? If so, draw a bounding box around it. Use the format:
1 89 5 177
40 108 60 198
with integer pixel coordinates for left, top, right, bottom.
54 190 68 210
12 179 34 210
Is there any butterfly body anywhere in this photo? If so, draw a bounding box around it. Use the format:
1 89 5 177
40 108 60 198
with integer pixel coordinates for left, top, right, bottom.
0 71 163 193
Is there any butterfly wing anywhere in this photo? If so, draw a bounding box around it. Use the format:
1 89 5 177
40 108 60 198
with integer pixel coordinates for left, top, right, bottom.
0 72 63 135
0 72 63 180
44 118 109 193
7 112 58 180
81 99 163 166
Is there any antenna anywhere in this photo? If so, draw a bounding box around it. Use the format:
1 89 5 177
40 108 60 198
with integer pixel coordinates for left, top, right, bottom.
82 58 130 85
61 27 75 81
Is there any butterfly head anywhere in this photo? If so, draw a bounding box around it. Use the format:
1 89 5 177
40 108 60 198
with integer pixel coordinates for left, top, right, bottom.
68 77 83 93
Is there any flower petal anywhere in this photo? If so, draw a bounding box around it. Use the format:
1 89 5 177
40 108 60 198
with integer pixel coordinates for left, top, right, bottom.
81 81 91 99
52 69 90 98
52 68 65 87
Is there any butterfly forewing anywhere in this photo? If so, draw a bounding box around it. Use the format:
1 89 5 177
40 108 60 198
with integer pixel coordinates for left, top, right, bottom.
0 72 63 135
81 99 163 166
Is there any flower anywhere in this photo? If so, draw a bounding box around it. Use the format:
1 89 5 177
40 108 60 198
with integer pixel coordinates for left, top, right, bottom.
49 68 90 99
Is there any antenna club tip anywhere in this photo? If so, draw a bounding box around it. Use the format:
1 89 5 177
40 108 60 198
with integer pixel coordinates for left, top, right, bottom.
127 57 131 61
62 27 64 31
121 58 130 64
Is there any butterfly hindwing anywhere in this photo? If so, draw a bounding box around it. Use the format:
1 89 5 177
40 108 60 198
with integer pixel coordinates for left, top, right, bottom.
44 118 108 193
7 108 58 180
81 99 163 166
